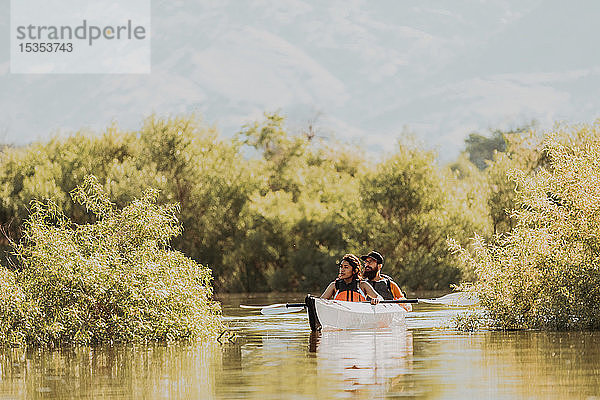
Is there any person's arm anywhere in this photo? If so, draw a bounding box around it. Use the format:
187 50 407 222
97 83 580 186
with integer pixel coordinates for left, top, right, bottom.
390 281 412 311
320 282 336 299
360 281 383 304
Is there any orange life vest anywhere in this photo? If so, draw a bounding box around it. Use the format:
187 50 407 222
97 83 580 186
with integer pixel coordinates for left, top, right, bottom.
334 278 366 302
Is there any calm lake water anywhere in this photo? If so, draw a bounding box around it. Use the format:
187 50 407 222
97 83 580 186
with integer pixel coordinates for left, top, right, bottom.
1 293 599 399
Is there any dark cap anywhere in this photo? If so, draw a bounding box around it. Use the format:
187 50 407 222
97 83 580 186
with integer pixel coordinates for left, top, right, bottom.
360 251 384 265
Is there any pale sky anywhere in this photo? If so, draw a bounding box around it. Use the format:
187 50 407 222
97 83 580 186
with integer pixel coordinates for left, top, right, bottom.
1 0 600 161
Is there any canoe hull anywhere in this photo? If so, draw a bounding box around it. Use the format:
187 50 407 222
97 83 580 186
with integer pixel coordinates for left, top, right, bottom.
305 295 407 331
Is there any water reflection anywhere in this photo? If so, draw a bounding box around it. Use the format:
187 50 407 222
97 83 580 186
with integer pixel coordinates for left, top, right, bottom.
480 331 600 399
0 343 224 399
1 297 600 399
405 329 600 399
309 327 414 398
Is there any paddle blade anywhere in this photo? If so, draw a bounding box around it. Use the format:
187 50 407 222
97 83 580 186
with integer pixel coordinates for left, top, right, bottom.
261 305 306 315
240 303 285 310
420 292 479 306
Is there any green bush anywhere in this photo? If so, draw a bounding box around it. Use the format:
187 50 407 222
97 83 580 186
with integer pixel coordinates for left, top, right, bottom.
360 142 488 290
0 268 26 345
451 310 486 332
452 122 600 330
0 176 222 346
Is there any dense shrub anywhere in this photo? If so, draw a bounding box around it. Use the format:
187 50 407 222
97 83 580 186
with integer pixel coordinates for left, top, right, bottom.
452 122 600 330
0 176 222 346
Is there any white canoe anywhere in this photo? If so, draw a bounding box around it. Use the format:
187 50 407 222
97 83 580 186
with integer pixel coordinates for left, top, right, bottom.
305 296 408 330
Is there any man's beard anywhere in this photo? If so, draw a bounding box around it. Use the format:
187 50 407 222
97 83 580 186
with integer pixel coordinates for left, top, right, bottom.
363 268 377 280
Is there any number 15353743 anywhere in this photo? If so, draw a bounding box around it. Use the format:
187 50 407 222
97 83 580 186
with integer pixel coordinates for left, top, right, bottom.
18 42 73 52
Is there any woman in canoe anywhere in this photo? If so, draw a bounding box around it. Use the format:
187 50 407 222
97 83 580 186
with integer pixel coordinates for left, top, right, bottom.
320 254 382 304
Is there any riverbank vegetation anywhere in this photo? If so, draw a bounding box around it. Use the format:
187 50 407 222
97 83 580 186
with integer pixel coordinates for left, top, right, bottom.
452 122 600 330
0 113 490 294
1 113 599 332
0 175 222 346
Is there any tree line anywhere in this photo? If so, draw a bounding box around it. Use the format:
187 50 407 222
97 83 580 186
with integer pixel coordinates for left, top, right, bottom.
3 112 600 335
0 113 538 294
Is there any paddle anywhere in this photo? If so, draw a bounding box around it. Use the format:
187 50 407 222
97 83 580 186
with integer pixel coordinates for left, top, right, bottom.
417 292 479 306
240 292 478 315
243 299 418 315
239 303 306 315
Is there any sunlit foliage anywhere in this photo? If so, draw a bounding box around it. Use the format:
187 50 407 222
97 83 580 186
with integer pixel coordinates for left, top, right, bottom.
0 176 222 346
229 113 364 291
0 112 491 296
452 122 600 330
361 141 489 289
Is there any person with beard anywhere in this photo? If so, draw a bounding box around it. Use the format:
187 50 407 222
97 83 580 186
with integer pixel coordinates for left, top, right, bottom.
360 250 412 311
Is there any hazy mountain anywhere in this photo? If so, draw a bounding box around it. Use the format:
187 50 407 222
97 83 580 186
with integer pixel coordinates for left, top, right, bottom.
1 0 600 161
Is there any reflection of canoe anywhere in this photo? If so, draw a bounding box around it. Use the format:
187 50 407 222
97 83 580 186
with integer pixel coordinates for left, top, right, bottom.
310 327 413 394
305 295 408 331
